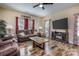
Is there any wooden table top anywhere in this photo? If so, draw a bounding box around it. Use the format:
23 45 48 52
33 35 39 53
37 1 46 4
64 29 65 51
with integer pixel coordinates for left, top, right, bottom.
29 37 48 44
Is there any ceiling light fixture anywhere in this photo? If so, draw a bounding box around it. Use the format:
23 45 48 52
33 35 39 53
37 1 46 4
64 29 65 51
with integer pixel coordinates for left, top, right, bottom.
33 3 53 10
39 4 43 7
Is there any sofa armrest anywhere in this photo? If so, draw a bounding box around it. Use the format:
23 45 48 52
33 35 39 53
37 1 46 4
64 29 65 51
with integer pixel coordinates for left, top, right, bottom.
2 36 14 41
0 40 13 46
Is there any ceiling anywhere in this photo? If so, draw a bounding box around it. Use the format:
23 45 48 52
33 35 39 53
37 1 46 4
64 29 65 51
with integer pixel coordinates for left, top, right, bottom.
0 3 78 17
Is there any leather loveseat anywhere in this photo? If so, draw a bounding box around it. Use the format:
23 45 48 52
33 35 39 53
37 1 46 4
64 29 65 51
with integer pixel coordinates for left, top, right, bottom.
0 38 20 56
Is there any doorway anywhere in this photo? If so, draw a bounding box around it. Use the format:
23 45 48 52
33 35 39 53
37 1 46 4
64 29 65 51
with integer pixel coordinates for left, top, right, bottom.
44 19 51 39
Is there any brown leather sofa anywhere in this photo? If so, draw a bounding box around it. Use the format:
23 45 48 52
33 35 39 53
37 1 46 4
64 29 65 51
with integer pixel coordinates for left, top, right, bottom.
17 35 30 42
17 34 37 42
17 30 37 43
2 36 14 41
0 38 20 56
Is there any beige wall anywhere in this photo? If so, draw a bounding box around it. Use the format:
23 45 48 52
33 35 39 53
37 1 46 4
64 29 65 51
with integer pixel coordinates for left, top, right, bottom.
0 7 42 33
42 5 79 44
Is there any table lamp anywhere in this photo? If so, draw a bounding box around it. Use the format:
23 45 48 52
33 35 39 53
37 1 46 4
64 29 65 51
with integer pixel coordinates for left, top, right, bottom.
6 24 13 34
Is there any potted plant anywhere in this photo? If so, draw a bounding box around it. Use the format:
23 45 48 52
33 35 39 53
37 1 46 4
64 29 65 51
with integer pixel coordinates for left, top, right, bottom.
0 20 6 38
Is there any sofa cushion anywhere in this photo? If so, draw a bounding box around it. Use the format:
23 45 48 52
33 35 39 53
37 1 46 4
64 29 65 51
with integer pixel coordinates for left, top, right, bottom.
0 46 17 56
0 39 2 46
19 32 25 36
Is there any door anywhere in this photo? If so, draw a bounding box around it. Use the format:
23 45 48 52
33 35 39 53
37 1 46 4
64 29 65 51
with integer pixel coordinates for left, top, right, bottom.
44 20 50 38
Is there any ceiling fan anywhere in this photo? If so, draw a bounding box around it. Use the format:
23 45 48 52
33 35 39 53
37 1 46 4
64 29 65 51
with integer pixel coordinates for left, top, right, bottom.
33 3 53 10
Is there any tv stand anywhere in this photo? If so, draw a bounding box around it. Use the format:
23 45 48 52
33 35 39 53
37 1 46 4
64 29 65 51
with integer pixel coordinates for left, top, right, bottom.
52 31 68 43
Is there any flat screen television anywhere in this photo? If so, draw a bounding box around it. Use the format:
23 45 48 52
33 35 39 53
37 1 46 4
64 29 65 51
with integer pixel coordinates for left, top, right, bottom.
53 18 68 29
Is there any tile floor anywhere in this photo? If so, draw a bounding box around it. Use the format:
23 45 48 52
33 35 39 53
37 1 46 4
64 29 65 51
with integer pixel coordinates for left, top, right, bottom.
18 39 79 56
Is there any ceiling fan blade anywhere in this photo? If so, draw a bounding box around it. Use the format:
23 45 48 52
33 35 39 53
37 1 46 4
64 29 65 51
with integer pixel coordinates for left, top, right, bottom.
33 3 40 8
43 3 53 5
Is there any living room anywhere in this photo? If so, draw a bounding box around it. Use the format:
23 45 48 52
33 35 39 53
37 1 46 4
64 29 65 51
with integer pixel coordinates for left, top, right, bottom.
0 3 79 56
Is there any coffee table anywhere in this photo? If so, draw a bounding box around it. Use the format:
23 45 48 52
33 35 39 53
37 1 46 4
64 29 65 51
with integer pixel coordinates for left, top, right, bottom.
29 37 48 50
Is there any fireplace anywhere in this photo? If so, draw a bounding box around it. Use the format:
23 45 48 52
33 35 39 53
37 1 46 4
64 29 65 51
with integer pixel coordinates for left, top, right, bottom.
52 31 68 43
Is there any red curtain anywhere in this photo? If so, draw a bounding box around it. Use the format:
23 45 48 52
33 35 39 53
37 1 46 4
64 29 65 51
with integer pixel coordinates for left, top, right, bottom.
24 18 28 30
32 20 35 34
16 17 18 33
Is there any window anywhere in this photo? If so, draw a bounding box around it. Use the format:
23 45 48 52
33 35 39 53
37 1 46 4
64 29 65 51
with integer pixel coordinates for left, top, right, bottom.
28 19 33 30
18 17 24 30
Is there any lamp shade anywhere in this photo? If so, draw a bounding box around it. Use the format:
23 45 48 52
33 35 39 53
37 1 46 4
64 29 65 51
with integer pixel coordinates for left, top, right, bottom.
39 26 42 29
6 24 13 29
